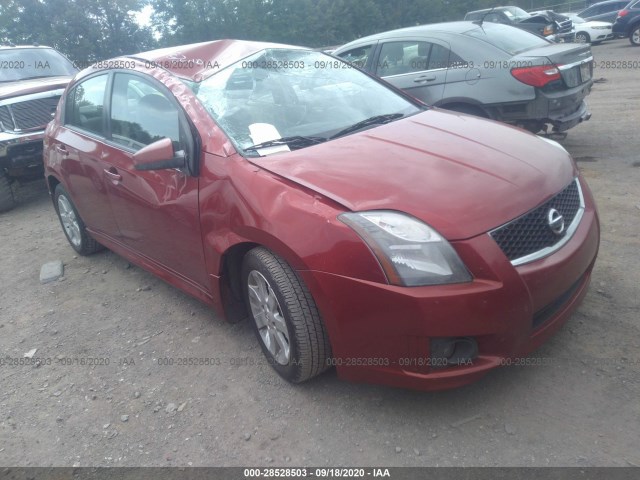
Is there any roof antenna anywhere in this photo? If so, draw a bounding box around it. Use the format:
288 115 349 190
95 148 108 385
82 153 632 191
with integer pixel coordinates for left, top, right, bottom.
473 6 497 27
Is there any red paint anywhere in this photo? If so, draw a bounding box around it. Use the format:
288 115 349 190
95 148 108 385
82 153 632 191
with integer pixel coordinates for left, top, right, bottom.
44 40 600 391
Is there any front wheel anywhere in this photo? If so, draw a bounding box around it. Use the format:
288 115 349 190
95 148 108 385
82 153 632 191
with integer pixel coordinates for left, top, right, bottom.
0 171 16 213
575 32 590 44
54 184 103 255
630 26 640 46
242 247 331 383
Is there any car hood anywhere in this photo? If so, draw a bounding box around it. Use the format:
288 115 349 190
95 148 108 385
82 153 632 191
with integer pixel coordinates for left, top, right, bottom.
0 76 71 101
584 21 612 27
248 110 577 240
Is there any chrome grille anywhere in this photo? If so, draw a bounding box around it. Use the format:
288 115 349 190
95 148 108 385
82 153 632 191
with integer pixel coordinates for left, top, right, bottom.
0 105 14 130
490 179 584 265
6 96 60 131
558 19 573 34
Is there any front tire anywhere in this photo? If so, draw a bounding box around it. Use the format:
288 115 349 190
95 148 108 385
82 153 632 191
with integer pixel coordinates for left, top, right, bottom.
630 25 640 46
242 247 331 383
54 184 103 255
575 32 590 43
0 171 16 213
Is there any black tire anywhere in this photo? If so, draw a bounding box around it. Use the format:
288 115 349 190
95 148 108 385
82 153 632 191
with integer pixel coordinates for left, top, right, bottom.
442 104 488 118
54 184 103 255
0 171 16 213
630 25 640 46
242 247 331 383
575 32 590 44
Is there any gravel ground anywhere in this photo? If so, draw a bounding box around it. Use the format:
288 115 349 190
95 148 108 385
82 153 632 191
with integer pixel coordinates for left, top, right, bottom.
0 39 639 468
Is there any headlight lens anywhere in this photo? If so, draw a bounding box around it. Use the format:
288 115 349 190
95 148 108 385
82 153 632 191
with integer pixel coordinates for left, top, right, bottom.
339 211 472 287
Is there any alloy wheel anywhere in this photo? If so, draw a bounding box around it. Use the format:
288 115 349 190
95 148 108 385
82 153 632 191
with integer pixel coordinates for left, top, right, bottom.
57 195 82 248
247 270 291 365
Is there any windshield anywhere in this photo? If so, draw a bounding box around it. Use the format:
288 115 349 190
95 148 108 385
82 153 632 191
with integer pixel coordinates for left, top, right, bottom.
464 23 550 55
194 48 420 156
502 6 532 20
0 48 77 82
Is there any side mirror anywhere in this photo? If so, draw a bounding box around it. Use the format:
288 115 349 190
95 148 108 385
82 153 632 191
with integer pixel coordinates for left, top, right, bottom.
133 138 186 171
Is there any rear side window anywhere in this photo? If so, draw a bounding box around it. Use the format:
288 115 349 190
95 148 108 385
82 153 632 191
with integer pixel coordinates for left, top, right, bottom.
463 23 549 55
109 73 181 152
64 74 108 136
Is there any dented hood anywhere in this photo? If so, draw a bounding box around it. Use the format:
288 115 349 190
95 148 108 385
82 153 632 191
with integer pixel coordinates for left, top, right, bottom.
248 109 576 240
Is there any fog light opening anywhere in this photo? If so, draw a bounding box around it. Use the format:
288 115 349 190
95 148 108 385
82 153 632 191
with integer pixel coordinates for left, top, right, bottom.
430 337 478 368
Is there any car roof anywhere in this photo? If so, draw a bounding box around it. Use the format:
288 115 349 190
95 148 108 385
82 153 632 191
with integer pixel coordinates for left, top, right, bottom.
126 39 305 81
337 21 502 48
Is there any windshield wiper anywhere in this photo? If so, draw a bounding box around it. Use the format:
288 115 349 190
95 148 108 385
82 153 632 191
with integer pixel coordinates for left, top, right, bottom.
330 113 405 140
243 135 327 154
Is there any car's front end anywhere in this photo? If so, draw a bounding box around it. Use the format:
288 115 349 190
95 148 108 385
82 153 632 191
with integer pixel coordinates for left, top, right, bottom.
300 173 598 391
0 46 76 210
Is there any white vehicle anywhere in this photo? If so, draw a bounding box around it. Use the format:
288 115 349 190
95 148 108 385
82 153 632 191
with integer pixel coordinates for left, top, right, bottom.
567 14 614 43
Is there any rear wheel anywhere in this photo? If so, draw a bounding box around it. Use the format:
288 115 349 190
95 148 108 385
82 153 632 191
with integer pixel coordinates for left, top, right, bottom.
630 25 640 46
0 171 16 213
54 184 103 255
575 32 590 43
242 247 331 383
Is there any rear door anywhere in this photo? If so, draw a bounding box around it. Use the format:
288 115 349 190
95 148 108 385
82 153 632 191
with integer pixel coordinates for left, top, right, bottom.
373 39 450 105
101 72 209 289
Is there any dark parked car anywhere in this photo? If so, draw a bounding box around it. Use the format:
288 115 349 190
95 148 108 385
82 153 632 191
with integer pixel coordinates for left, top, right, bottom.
464 6 574 42
334 22 593 134
44 40 599 391
575 0 629 23
612 0 640 44
0 45 77 211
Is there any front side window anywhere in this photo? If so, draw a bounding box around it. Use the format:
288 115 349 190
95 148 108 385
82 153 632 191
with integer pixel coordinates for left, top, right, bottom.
64 74 108 136
337 45 372 68
194 48 420 156
109 73 181 151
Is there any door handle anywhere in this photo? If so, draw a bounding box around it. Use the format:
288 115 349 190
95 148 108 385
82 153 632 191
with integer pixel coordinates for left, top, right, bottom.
414 75 437 83
55 144 69 156
103 168 122 183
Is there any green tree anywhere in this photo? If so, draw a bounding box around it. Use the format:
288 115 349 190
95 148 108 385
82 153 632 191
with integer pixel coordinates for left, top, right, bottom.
0 0 154 62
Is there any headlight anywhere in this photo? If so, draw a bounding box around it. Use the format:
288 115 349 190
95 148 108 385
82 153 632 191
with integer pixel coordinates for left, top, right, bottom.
339 211 472 287
543 24 555 36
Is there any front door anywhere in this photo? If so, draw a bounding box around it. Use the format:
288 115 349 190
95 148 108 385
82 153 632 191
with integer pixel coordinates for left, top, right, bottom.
101 72 208 289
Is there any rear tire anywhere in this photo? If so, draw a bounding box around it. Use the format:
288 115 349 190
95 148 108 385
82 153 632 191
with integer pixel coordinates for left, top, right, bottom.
242 247 331 383
0 171 16 213
54 184 103 255
630 25 640 46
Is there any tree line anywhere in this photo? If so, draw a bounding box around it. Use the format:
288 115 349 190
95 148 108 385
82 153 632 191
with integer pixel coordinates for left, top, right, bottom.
0 0 588 62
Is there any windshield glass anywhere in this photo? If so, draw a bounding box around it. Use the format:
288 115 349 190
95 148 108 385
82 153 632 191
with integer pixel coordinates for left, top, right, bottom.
194 48 420 156
503 6 531 20
0 48 77 82
464 23 549 55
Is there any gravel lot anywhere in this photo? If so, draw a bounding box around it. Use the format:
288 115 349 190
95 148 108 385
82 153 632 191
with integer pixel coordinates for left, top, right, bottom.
1 39 639 468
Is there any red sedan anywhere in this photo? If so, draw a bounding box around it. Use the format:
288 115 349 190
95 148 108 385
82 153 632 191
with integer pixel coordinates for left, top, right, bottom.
43 40 600 390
